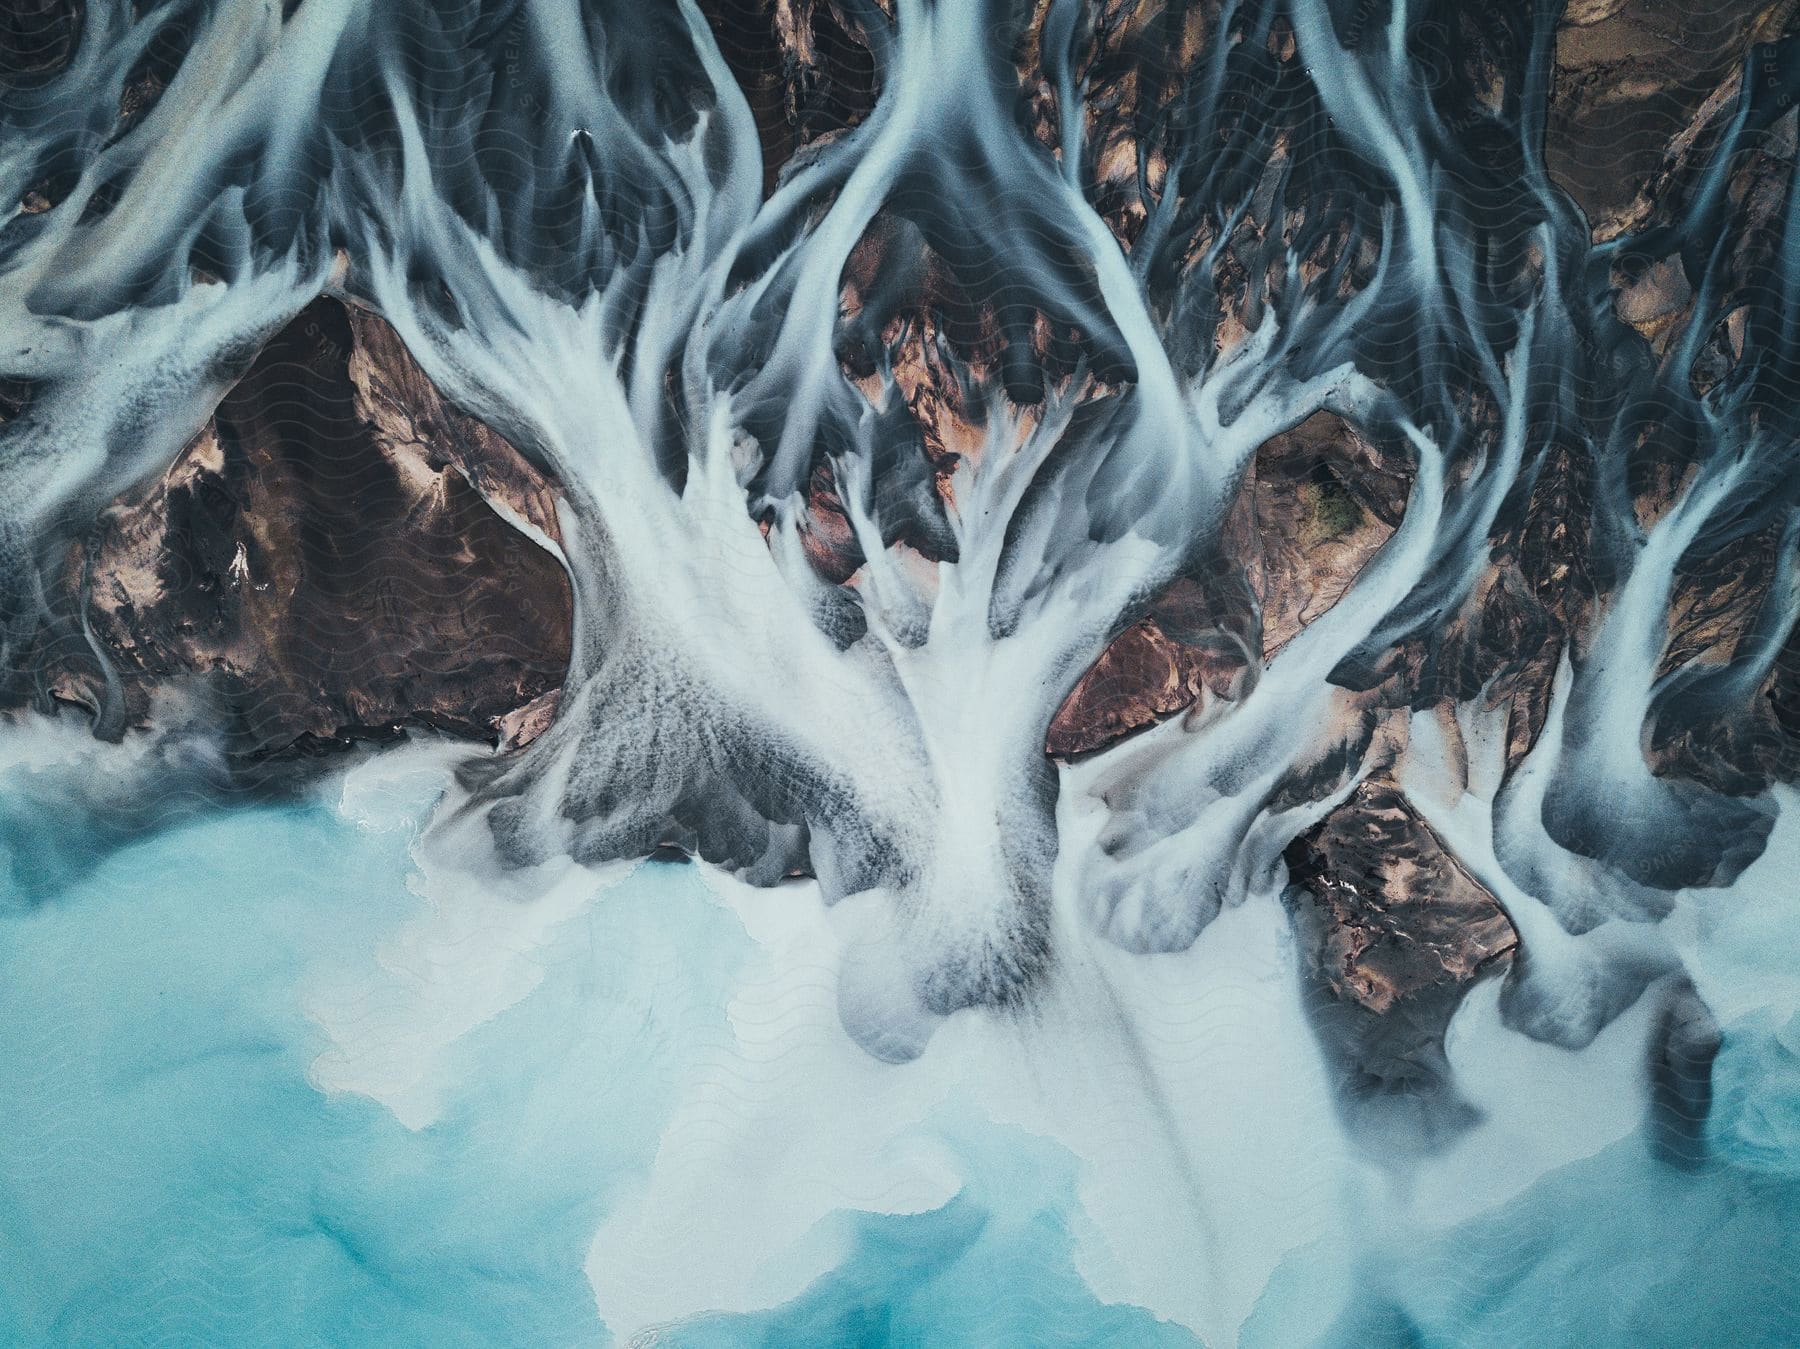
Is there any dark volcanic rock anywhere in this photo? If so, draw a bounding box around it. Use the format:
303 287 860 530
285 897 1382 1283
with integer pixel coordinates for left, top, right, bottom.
1284 774 1518 1145
0 0 82 81
47 297 571 757
1287 776 1516 1014
1548 0 1793 234
697 0 882 197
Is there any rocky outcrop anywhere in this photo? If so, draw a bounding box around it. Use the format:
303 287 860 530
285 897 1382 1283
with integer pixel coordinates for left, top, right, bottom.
1044 581 1249 758
1548 0 1796 235
1047 410 1405 755
1285 775 1519 1143
1287 776 1517 1015
40 297 570 758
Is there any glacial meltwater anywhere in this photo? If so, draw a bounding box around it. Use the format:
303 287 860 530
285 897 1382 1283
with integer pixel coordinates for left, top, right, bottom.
0 729 1795 1345
7 0 1800 1342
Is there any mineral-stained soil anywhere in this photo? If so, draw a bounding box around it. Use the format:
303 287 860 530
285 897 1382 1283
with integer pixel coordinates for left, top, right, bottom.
1548 0 1800 236
1287 775 1518 1016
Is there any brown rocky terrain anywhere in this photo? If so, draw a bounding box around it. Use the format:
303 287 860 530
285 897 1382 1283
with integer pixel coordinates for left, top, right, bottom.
1284 774 1519 1141
33 296 570 758
1550 0 1800 235
1047 410 1406 755
1046 0 1800 1053
1287 775 1518 1019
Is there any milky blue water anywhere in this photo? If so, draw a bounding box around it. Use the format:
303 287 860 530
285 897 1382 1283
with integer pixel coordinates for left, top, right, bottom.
1244 1021 1800 1347
1 744 1798 1346
0 787 627 1345
0 754 1198 1347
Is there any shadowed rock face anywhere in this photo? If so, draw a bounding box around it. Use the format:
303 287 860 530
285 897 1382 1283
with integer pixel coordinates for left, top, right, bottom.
700 0 882 199
38 297 571 758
